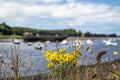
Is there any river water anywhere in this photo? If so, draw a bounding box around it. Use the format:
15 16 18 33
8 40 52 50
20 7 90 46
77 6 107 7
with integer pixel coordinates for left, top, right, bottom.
0 39 120 77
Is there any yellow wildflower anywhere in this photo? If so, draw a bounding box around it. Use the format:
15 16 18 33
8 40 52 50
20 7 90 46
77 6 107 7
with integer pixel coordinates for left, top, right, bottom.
47 62 54 69
73 59 77 64
59 48 66 53
45 48 83 70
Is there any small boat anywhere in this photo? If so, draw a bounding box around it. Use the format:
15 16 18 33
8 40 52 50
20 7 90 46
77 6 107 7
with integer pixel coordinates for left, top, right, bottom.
86 39 93 45
61 40 67 45
13 39 21 44
45 41 51 44
35 42 43 49
27 42 32 46
105 40 117 46
72 40 84 48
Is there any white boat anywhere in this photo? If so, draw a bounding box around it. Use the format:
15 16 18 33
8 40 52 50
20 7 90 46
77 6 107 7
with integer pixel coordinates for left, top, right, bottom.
61 40 67 45
86 39 93 45
105 40 117 46
72 40 84 47
13 39 21 44
35 42 43 49
45 41 51 44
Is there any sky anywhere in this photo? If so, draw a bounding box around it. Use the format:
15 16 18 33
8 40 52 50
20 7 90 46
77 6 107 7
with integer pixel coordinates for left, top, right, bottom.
0 0 120 35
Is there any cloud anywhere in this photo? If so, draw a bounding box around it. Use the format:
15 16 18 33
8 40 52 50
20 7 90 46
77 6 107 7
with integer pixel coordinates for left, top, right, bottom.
0 0 120 34
66 0 77 2
39 0 62 3
0 0 62 4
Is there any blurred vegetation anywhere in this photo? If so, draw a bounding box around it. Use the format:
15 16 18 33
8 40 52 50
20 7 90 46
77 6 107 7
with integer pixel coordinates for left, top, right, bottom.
0 22 118 37
0 35 23 39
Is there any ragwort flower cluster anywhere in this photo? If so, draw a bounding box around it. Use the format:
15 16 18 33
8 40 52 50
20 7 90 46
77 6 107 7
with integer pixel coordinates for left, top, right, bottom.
45 48 82 69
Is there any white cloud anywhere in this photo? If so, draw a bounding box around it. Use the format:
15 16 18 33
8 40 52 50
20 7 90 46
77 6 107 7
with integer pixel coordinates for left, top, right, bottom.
0 0 62 4
0 1 120 29
66 0 76 2
39 0 62 3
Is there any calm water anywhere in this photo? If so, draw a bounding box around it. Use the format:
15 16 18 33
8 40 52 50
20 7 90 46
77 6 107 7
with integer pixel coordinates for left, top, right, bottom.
0 39 120 77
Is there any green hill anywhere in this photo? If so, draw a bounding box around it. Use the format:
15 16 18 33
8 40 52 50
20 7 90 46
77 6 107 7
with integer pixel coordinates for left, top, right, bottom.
0 22 118 37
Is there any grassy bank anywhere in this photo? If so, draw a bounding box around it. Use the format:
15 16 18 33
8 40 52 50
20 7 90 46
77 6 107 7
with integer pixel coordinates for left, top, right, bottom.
0 35 23 39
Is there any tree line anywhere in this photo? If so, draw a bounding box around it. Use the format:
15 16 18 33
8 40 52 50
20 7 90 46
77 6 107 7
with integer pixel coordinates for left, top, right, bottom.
0 22 117 37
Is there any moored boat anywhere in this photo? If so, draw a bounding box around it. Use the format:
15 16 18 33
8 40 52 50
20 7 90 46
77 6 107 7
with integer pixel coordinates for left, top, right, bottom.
35 42 43 49
86 39 93 45
13 39 21 44
105 40 117 46
61 40 67 45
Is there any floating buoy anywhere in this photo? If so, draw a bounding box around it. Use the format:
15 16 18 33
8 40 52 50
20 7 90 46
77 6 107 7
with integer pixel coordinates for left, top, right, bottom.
113 51 118 55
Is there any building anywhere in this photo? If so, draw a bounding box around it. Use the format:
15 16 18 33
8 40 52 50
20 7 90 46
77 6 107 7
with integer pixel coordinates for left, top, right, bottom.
23 32 33 37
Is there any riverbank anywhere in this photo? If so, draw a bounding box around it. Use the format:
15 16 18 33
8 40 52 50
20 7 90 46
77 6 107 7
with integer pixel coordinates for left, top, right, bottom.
0 35 23 39
0 35 22 42
66 37 114 41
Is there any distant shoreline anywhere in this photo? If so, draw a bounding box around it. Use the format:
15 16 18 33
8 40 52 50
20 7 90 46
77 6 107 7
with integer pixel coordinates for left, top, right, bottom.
0 39 24 42
0 37 117 42
66 37 115 41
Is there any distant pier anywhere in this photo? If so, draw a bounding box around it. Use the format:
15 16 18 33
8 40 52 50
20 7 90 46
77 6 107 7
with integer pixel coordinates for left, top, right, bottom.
23 36 67 42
